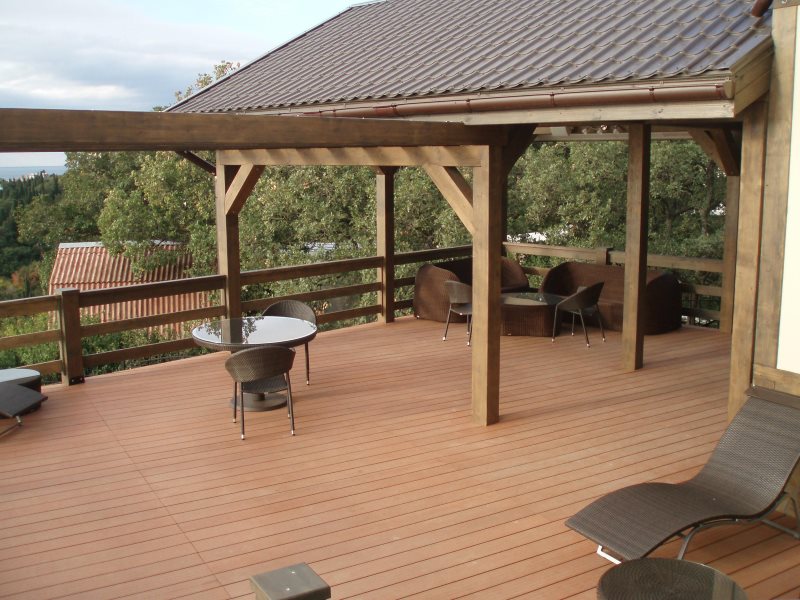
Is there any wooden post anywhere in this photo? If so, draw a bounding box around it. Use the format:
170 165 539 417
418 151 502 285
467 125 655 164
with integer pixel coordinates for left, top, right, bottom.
595 247 612 265
719 175 741 333
57 287 84 384
753 5 798 377
729 102 768 418
216 162 242 319
376 167 396 323
471 145 504 425
622 124 651 371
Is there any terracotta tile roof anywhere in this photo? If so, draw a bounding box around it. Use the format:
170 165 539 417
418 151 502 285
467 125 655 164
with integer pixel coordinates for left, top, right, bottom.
49 242 208 324
171 0 772 114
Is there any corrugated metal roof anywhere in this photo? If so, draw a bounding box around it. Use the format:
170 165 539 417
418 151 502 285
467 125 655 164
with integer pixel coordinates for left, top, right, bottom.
49 242 208 326
171 0 772 114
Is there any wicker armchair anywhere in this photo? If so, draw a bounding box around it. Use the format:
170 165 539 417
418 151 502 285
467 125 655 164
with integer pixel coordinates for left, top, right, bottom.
263 300 317 384
566 388 800 563
224 345 296 440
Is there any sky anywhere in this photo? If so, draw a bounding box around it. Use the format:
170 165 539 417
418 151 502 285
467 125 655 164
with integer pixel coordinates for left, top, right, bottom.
0 0 357 167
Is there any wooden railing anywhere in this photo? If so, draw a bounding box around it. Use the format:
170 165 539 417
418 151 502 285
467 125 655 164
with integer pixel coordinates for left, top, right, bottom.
0 242 721 383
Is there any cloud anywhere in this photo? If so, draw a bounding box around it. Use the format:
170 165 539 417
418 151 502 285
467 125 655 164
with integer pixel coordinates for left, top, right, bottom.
0 0 266 111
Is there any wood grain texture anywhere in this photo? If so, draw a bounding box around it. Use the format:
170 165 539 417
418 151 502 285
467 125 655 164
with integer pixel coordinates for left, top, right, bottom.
754 6 798 374
622 124 651 371
729 101 769 419
720 175 741 333
471 146 503 425
0 109 506 152
376 168 396 323
1 319 792 599
218 147 485 167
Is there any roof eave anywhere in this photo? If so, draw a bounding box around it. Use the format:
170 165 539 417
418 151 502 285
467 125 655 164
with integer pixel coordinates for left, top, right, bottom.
237 69 770 125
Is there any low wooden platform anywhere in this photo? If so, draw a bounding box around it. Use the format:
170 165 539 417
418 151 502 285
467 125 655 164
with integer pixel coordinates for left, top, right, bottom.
1 318 797 599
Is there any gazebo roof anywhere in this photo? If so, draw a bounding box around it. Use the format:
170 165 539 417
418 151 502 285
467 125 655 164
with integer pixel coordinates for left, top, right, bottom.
171 0 772 116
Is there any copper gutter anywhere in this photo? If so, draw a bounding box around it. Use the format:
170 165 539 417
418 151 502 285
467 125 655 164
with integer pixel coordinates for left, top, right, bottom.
300 83 731 119
751 0 772 17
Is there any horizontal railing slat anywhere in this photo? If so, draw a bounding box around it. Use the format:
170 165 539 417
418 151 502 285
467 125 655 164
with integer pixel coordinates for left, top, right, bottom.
316 305 381 325
81 306 226 337
504 242 600 261
681 283 723 298
394 245 471 265
79 275 225 308
394 299 414 311
241 282 381 314
240 256 383 285
394 276 416 288
83 338 197 368
608 250 723 273
0 329 61 351
0 295 58 318
25 359 62 376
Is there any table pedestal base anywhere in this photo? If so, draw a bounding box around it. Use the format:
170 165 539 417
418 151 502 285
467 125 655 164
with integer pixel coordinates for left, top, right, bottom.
230 391 287 412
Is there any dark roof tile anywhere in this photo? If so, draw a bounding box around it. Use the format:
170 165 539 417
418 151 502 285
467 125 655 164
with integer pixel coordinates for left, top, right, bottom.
171 0 772 113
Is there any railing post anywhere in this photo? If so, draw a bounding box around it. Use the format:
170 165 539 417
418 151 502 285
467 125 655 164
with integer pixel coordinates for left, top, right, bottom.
376 167 396 323
595 246 612 265
57 287 84 384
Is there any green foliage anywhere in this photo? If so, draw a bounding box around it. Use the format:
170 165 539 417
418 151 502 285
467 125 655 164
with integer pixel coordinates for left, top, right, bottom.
0 172 61 298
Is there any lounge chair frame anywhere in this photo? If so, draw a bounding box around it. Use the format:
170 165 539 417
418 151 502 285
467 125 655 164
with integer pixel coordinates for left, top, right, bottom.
567 387 800 563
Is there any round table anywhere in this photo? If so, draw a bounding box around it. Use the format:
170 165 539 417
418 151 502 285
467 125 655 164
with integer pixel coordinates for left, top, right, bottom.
192 316 317 411
597 558 747 600
0 367 43 392
501 292 563 336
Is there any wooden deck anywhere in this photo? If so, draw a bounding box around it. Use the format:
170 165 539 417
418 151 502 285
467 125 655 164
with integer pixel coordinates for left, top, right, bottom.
1 317 798 599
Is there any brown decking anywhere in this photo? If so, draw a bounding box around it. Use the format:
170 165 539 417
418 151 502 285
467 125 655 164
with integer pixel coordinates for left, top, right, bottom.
0 318 797 600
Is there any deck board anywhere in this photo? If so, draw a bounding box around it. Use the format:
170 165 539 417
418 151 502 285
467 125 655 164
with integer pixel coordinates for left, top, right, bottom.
1 317 797 599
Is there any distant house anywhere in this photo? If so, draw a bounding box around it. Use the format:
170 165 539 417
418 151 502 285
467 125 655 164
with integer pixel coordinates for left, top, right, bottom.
49 242 208 325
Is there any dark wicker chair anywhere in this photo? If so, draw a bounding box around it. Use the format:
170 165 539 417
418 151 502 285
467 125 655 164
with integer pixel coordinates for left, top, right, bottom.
551 281 605 347
443 281 473 346
224 345 296 440
566 389 800 563
263 300 316 384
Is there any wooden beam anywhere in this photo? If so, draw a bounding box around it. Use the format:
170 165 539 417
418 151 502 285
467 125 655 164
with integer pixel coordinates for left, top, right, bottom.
622 123 651 372
500 125 536 243
376 167 396 323
224 164 265 215
688 128 741 176
729 101 768 418
502 125 536 177
0 108 507 152
175 150 216 174
720 175 741 333
471 146 504 426
218 146 484 167
753 6 798 379
424 166 475 234
216 162 242 319
431 102 737 126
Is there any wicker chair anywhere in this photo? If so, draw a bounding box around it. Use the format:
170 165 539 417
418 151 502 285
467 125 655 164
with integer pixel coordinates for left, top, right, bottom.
552 281 605 347
443 281 473 346
224 345 296 440
263 300 316 384
566 389 800 563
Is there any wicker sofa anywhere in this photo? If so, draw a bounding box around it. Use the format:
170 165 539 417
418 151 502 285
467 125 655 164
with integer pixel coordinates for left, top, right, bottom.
413 257 530 322
539 261 682 334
